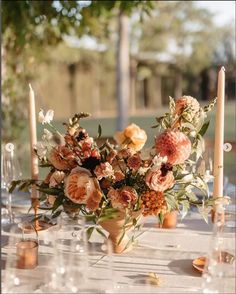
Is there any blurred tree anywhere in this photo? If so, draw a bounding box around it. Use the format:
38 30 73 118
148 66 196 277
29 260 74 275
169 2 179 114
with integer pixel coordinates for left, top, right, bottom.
2 0 86 141
2 0 153 141
134 1 235 98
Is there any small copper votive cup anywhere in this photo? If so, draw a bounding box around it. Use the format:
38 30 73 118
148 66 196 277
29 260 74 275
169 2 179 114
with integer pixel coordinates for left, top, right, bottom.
16 239 38 269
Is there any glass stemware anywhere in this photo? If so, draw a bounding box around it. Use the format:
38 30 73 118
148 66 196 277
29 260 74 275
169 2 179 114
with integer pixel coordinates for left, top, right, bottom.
1 143 22 225
201 206 236 294
42 213 89 293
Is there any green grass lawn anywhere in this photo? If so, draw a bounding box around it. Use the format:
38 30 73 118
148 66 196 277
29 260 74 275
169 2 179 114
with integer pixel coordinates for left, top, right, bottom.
18 101 236 184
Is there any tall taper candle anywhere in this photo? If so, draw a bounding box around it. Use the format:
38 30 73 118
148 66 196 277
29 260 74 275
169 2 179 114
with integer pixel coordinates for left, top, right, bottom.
213 67 225 203
29 84 39 199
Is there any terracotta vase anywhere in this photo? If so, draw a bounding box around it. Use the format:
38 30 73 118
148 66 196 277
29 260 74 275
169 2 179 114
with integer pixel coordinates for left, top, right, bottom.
99 210 142 254
159 211 178 229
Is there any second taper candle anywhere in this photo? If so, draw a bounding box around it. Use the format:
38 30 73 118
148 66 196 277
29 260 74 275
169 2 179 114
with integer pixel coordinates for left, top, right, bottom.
29 84 39 198
213 67 225 201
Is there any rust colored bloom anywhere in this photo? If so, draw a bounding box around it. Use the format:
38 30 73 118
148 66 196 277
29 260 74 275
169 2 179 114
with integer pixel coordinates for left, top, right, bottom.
100 178 112 189
127 153 142 170
86 190 102 211
141 191 167 217
114 171 125 182
49 146 77 170
94 162 114 180
155 130 191 165
108 186 137 210
145 167 175 192
117 148 132 159
106 150 117 163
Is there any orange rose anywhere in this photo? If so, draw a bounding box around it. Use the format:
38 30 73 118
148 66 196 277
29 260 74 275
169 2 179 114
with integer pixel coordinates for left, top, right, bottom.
114 123 147 151
64 167 101 211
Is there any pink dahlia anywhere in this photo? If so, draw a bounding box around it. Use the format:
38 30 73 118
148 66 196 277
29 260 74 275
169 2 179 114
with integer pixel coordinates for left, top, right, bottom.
155 130 191 165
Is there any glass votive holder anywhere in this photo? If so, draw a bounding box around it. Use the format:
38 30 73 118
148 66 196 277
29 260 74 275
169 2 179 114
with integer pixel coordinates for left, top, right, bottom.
16 238 38 269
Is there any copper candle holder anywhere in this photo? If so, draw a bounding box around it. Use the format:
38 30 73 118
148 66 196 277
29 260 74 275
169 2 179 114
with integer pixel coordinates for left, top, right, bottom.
16 239 38 269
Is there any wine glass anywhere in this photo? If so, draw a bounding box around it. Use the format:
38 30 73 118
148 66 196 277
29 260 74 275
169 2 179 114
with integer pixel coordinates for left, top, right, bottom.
43 213 89 293
201 206 236 294
87 231 117 293
1 143 22 225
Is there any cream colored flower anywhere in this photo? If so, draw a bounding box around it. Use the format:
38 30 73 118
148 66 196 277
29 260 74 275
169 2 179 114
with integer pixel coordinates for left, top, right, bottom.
42 129 53 141
34 141 47 157
38 109 54 124
145 167 175 192
114 123 147 151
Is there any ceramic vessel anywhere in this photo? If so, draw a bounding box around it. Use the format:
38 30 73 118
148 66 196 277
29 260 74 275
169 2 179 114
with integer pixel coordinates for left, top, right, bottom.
159 211 178 229
99 210 142 254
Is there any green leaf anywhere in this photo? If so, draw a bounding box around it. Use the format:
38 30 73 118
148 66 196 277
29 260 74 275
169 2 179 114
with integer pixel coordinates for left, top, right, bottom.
96 228 107 238
197 206 210 223
18 181 30 192
97 124 102 139
123 238 133 252
118 230 126 245
180 201 190 219
132 218 137 226
38 207 53 211
86 227 94 240
85 215 96 223
158 212 165 225
199 121 210 137
9 180 21 193
52 210 62 219
38 187 61 195
203 97 217 113
151 124 159 129
52 195 64 212
39 194 47 202
169 96 175 115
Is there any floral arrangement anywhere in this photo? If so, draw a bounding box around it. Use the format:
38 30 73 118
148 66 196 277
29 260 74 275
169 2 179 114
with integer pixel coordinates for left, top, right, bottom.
11 95 216 239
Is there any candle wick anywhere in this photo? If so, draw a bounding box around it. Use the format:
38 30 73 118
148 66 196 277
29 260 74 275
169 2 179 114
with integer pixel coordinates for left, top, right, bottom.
29 83 33 90
221 66 225 72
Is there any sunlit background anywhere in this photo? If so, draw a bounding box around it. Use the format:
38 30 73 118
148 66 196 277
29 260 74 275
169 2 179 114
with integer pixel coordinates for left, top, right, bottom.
2 1 236 183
